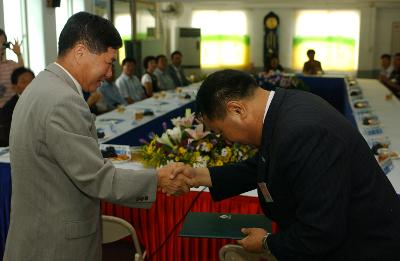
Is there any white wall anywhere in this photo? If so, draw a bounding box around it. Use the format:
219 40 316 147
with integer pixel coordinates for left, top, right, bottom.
375 8 400 62
164 0 400 76
25 0 57 74
1 0 399 76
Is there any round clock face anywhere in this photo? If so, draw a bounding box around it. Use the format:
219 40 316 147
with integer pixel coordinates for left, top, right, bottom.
266 17 278 29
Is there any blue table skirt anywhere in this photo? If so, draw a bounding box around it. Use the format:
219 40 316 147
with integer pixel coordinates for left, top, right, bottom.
0 162 11 259
106 102 195 146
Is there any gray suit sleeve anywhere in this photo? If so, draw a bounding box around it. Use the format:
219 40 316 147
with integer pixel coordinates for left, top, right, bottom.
45 94 157 208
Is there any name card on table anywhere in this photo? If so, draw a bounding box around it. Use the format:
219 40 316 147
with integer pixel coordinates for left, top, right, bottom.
362 126 383 136
380 158 394 175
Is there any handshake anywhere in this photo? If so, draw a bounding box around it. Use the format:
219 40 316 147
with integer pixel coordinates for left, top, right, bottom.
156 163 212 196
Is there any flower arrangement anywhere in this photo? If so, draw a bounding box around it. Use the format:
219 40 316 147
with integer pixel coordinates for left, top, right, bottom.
140 110 257 168
256 71 309 92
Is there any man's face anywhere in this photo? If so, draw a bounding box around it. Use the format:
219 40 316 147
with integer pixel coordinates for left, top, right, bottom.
79 47 117 92
307 52 315 60
14 72 34 95
157 57 167 70
171 54 182 67
381 57 391 69
203 113 250 146
123 62 135 76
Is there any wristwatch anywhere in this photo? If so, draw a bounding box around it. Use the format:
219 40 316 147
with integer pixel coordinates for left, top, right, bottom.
262 233 271 252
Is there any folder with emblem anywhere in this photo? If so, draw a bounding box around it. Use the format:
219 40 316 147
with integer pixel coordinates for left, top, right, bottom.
179 212 272 239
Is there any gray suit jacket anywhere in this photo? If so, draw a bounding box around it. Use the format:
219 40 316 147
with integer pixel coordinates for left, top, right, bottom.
4 63 157 261
167 64 190 87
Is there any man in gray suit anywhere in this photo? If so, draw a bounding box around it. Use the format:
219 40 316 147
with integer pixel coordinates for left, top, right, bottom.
167 50 190 87
4 12 189 261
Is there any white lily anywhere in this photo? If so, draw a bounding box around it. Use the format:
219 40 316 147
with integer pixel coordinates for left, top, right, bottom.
156 133 174 148
171 112 195 128
167 126 182 143
185 124 210 140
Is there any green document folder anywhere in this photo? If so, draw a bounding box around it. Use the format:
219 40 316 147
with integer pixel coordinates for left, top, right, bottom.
179 212 272 240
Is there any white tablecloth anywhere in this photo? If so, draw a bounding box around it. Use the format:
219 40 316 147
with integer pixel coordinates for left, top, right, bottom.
351 79 400 194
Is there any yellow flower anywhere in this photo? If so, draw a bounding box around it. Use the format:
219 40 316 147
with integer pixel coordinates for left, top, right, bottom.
178 147 186 155
175 156 180 161
216 160 223 166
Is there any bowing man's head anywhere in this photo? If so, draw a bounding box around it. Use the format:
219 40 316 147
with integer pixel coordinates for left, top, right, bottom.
196 69 269 148
57 12 122 93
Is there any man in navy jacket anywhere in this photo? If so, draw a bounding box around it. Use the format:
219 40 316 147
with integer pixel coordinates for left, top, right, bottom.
172 69 400 260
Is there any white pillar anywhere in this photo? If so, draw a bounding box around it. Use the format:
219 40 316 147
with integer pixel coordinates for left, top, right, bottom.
26 0 58 74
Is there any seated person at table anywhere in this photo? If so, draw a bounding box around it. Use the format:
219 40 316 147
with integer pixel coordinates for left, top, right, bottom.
97 65 127 111
0 28 24 109
0 67 34 146
116 57 146 104
154 54 175 91
380 53 400 97
302 49 323 75
141 55 158 95
83 90 102 115
265 56 284 74
378 53 393 79
170 69 400 261
167 50 190 87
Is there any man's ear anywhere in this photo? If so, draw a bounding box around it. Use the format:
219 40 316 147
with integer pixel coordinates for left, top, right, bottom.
73 43 87 65
226 100 247 119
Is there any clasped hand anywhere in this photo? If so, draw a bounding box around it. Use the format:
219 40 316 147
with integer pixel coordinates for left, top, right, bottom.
156 163 196 196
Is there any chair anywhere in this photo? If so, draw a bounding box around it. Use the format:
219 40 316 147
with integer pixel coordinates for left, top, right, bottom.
219 244 277 261
102 215 146 261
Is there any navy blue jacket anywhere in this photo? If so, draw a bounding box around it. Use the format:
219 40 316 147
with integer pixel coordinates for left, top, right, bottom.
209 88 400 260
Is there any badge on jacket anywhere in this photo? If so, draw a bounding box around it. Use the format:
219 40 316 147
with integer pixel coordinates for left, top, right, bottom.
258 182 274 202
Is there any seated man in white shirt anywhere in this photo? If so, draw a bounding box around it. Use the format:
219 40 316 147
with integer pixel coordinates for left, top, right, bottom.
115 57 146 104
97 65 127 111
154 54 175 91
379 54 393 79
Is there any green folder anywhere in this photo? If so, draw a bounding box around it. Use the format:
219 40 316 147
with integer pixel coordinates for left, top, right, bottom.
179 212 272 240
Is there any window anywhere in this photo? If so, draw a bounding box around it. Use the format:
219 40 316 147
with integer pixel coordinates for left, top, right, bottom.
292 10 360 72
192 10 249 69
56 0 85 50
56 0 72 43
3 0 26 63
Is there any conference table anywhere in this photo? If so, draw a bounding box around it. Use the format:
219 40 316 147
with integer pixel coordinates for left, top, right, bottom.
1 77 400 260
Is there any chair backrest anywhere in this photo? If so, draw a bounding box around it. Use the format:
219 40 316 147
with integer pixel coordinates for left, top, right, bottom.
102 215 146 261
219 244 276 261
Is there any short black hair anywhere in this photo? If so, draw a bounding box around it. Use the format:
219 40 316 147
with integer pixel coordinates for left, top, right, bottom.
156 54 167 63
122 57 136 66
143 56 156 69
171 50 182 59
307 49 315 55
11 67 35 85
381 54 391 60
196 69 258 120
0 28 6 41
58 12 122 57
